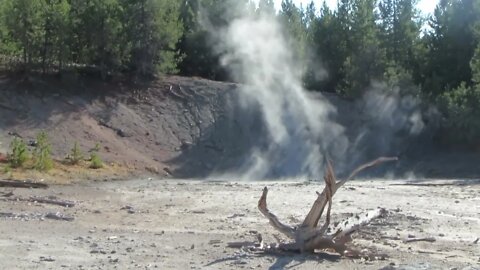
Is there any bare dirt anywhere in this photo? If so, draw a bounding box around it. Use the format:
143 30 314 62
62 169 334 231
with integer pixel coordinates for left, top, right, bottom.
0 178 479 269
0 74 235 179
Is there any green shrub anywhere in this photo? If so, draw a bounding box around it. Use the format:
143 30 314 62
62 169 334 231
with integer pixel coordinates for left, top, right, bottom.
69 142 83 165
89 153 103 169
91 143 100 152
8 137 28 168
3 164 12 174
437 83 480 144
33 131 53 171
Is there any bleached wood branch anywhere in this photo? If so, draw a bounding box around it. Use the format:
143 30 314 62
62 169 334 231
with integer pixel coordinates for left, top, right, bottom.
257 187 296 239
252 156 397 255
302 157 397 229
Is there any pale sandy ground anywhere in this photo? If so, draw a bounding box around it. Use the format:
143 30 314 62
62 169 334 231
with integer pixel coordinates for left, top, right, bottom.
0 178 479 270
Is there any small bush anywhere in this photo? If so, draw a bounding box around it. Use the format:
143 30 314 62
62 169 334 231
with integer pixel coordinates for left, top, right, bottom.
8 137 28 168
33 131 53 171
3 164 12 174
91 143 100 152
69 142 83 165
89 153 103 169
437 83 480 144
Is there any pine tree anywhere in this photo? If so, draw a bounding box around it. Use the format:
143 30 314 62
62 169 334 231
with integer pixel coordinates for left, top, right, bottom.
39 0 70 73
69 0 126 78
120 0 183 76
378 0 422 90
279 0 308 68
423 0 480 95
177 0 250 81
257 0 276 17
2 0 43 72
342 0 385 97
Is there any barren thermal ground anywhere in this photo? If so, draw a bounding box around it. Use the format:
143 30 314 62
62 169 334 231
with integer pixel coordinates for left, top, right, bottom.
0 178 479 269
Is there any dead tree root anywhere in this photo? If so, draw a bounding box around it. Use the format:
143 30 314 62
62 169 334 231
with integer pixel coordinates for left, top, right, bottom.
239 157 397 258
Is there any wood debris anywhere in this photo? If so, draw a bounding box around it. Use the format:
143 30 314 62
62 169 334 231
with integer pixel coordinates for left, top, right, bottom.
403 237 436 243
239 157 398 257
0 180 48 189
1 196 76 207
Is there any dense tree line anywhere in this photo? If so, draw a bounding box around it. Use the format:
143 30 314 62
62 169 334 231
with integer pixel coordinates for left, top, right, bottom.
0 0 182 78
0 0 479 145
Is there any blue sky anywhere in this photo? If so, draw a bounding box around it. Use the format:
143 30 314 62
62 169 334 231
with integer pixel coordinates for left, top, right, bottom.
265 0 440 15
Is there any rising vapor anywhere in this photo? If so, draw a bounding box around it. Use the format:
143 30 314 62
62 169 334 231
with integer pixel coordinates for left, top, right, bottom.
216 12 347 179
199 7 426 180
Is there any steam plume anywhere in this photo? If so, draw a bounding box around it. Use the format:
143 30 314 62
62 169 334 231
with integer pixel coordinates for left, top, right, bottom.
201 9 425 180
217 13 347 179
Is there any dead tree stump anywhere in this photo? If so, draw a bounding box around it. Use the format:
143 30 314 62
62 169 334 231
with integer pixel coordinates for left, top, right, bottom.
255 157 397 256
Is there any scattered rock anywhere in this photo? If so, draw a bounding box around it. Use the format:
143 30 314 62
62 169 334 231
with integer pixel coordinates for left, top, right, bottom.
180 140 192 150
8 131 22 138
163 167 173 175
121 205 136 214
228 213 245 219
28 140 37 147
145 166 159 174
45 212 74 221
90 249 107 254
39 256 55 262
209 240 222 245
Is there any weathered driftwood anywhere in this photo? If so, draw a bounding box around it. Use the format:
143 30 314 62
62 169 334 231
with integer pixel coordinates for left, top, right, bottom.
256 157 397 256
0 180 48 189
403 237 436 243
1 196 75 207
30 196 75 207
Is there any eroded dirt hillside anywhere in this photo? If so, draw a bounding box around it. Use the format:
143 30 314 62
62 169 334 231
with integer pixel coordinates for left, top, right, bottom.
0 75 231 177
0 74 478 180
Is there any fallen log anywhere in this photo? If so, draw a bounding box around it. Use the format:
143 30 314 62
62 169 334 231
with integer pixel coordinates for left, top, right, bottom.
251 157 397 256
1 196 75 207
403 237 436 243
29 196 75 207
0 180 48 189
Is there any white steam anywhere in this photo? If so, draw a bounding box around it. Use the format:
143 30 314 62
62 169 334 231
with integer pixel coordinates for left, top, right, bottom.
199 10 427 180
218 14 346 179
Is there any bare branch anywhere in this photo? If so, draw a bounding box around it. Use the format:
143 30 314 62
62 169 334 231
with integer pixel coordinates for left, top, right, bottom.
332 208 387 239
302 157 397 228
258 187 296 239
403 237 436 243
317 160 336 233
337 157 398 189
